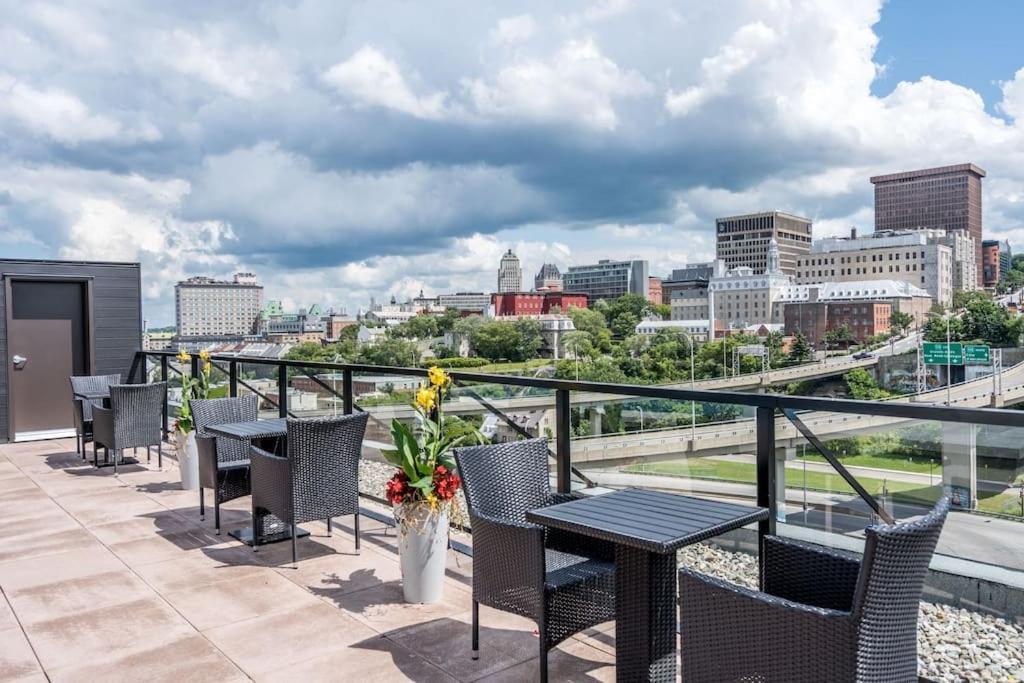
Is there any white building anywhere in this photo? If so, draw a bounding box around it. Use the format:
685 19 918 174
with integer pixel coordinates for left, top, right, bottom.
709 239 792 329
497 249 522 293
356 325 387 344
364 306 418 327
175 273 263 338
437 292 491 313
634 319 712 341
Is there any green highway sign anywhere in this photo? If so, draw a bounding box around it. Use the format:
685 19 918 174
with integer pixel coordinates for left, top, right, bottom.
922 342 991 365
922 342 962 365
964 344 991 365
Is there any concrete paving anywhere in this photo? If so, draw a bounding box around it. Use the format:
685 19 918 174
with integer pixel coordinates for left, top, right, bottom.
0 438 614 682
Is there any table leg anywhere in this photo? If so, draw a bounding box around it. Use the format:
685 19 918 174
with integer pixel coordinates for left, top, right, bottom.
615 545 677 682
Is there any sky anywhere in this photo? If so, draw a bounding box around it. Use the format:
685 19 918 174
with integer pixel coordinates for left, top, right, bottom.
1 0 1024 326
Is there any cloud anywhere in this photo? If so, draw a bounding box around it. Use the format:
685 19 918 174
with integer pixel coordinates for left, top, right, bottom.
322 46 448 119
491 14 537 45
464 38 653 130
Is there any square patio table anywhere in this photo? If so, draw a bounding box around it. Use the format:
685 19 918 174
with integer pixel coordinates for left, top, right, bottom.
527 488 769 682
203 417 309 547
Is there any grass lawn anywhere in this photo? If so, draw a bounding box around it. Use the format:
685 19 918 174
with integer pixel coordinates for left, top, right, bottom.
797 453 941 475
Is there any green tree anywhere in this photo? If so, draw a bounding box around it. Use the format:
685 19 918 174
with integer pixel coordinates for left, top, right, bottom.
567 307 613 352
650 303 671 320
285 340 355 364
610 311 641 338
436 308 462 334
554 356 627 383
514 318 545 360
889 311 914 336
788 330 812 363
824 323 856 349
844 368 893 400
356 338 420 367
470 320 542 362
562 330 596 359
388 314 439 340
603 293 649 327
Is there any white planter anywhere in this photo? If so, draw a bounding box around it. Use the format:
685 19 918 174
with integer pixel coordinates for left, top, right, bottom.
396 503 449 604
174 430 200 490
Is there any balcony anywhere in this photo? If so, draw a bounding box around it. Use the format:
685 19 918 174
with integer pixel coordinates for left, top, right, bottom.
1 351 1023 681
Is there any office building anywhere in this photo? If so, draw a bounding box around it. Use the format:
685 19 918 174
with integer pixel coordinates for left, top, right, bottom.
708 240 791 329
663 263 714 321
870 163 985 284
437 292 491 313
534 263 563 291
715 211 812 276
497 249 522 293
563 259 649 302
491 292 588 317
982 240 1012 287
175 273 263 339
795 228 962 307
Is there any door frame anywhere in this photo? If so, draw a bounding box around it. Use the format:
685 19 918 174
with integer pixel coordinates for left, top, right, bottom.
3 274 96 442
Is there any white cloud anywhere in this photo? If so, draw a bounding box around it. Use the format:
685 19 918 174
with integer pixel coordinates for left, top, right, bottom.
491 14 537 45
999 67 1024 122
0 74 159 144
464 38 653 130
322 46 448 119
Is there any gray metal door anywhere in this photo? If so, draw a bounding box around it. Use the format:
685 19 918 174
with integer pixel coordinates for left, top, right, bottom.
9 281 87 438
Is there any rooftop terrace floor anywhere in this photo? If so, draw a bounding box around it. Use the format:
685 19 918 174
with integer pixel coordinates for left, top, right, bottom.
0 439 615 682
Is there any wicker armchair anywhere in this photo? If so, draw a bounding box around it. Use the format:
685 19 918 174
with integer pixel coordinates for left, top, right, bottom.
250 413 368 563
69 374 121 459
453 439 616 682
191 396 258 534
92 383 167 473
678 497 950 683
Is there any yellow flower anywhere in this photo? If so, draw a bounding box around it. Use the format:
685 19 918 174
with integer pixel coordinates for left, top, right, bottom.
198 350 211 362
427 366 450 388
426 492 438 510
415 384 436 412
176 349 191 363
203 361 212 375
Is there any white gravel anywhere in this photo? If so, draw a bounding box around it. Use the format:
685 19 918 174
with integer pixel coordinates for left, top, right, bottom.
360 461 1024 681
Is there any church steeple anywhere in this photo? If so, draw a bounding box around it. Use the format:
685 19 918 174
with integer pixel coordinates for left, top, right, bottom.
767 237 781 275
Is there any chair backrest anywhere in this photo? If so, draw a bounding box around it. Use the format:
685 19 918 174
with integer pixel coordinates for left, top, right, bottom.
454 438 551 524
286 413 368 520
192 395 259 463
69 374 122 420
109 382 166 449
850 497 949 680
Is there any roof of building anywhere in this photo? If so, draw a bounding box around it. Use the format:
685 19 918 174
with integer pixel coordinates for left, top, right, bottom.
635 319 710 330
715 210 811 223
870 163 986 183
775 279 930 303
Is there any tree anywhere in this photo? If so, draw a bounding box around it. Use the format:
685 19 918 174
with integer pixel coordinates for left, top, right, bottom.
610 311 641 338
435 308 462 334
356 338 420 367
470 320 543 362
602 293 649 327
844 368 893 400
788 330 812 363
562 330 596 359
824 323 856 349
650 303 671 320
388 314 439 340
567 307 613 352
513 318 544 360
285 340 354 364
554 356 627 383
889 311 913 336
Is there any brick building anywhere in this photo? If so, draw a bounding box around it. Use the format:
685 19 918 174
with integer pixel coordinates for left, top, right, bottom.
490 292 588 316
784 301 892 347
648 277 663 305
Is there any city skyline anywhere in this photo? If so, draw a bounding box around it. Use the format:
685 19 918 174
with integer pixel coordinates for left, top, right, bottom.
2 1 1024 326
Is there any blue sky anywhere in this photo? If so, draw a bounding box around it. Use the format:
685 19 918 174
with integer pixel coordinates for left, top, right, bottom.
872 0 1024 115
1 0 1023 326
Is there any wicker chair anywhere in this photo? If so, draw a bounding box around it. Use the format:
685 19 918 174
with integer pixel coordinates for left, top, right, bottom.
678 497 950 683
250 413 368 563
92 383 167 473
453 439 616 682
191 396 258 534
69 374 121 459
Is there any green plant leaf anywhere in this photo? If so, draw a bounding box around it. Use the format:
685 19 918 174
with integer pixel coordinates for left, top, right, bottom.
408 475 435 490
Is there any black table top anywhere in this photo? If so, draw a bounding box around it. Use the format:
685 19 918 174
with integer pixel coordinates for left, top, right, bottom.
526 488 769 554
205 418 287 441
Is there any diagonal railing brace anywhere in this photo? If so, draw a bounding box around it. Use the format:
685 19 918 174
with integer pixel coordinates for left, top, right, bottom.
782 408 895 524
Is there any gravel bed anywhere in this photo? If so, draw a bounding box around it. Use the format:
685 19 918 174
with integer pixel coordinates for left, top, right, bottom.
361 461 1024 681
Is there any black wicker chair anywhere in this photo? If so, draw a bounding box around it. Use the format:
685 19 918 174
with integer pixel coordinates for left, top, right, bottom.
453 438 616 682
191 396 258 534
250 413 368 563
92 383 167 473
678 497 950 683
69 374 121 459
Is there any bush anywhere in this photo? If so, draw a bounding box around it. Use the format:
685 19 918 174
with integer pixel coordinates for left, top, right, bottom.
421 357 491 369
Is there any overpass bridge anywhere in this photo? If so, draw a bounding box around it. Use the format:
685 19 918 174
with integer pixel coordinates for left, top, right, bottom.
567 360 1024 468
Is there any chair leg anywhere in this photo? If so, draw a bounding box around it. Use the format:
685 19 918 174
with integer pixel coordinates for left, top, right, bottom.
199 488 205 520
471 600 479 660
157 441 162 469
146 445 151 463
113 449 119 474
291 524 298 565
326 517 332 536
538 617 548 683
75 432 80 455
354 512 360 553
92 442 98 468
251 503 259 553
214 490 221 535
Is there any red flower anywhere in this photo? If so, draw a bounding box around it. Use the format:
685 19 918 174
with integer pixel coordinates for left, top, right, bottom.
385 470 410 505
433 467 461 500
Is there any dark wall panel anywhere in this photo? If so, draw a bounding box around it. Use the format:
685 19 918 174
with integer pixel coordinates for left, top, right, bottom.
0 260 142 441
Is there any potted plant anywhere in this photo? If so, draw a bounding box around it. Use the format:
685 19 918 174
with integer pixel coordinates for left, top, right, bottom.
172 349 211 490
383 366 482 603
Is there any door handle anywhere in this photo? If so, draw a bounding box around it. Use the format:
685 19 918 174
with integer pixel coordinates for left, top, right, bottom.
12 354 27 368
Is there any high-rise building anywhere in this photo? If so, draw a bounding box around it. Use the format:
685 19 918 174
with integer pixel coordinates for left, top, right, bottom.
497 249 522 293
796 228 967 307
870 163 986 285
175 273 263 339
715 211 812 276
563 259 649 303
534 263 562 291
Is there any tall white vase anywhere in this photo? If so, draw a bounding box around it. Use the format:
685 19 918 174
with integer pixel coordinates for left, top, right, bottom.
396 503 449 604
174 430 200 490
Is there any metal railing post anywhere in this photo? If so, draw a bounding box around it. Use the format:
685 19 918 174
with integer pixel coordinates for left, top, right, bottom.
755 404 777 583
229 360 238 398
343 368 354 415
278 364 288 418
190 354 200 384
555 389 571 494
160 355 168 437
